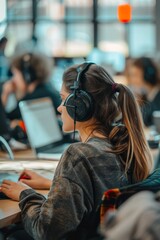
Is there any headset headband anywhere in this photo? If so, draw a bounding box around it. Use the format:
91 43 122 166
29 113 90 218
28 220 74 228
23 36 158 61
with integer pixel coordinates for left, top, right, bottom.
73 62 94 90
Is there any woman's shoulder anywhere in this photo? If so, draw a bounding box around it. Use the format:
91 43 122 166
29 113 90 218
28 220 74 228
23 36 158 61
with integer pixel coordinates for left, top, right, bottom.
64 141 91 158
56 138 122 181
63 137 114 162
55 142 92 177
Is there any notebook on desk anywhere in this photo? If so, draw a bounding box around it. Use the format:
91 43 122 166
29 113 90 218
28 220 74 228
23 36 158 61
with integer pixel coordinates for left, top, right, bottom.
19 98 70 160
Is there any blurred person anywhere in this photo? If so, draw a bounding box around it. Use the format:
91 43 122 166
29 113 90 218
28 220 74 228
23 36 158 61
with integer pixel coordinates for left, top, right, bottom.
0 63 152 240
101 191 160 240
128 56 160 127
1 52 61 121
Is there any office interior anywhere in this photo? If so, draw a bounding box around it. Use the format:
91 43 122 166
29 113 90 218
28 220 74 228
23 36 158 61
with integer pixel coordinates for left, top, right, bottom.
1 0 160 86
0 0 160 239
0 1 159 133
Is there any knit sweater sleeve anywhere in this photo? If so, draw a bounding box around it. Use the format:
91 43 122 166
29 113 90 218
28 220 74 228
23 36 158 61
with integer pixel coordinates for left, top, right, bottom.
19 146 92 240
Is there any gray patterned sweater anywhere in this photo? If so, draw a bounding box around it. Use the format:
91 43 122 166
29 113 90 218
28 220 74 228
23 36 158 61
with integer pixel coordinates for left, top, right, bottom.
19 137 130 240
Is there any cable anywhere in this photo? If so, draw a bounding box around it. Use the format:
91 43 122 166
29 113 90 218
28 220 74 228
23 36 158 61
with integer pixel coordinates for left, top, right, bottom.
73 93 77 142
0 136 14 160
73 108 76 142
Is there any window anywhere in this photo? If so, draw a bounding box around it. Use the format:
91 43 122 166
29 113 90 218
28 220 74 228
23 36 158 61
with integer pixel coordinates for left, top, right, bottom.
4 0 158 72
35 22 65 56
7 0 32 20
66 23 93 57
131 0 155 19
37 0 65 20
129 23 156 57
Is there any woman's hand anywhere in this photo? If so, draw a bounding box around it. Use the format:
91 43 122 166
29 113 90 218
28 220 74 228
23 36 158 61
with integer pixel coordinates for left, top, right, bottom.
0 180 30 201
19 169 52 190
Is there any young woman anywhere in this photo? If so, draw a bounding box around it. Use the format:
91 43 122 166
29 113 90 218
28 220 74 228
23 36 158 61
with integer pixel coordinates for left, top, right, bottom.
0 63 152 240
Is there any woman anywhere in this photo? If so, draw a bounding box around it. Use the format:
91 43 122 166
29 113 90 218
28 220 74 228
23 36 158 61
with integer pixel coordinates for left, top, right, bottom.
1 52 60 120
0 63 152 240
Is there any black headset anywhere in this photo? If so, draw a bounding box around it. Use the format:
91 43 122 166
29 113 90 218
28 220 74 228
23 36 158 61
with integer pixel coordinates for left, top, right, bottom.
63 62 94 122
21 53 35 84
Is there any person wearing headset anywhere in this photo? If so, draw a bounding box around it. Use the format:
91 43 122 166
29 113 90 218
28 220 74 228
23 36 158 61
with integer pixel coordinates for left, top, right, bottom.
1 52 61 120
0 63 152 240
128 56 160 127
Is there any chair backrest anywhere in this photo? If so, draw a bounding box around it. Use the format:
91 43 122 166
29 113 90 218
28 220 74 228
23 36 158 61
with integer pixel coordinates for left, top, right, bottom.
100 168 160 224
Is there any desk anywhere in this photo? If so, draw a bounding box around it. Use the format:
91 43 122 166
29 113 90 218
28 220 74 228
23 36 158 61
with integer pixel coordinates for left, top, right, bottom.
0 148 36 159
0 190 48 229
0 149 59 229
0 199 21 229
0 143 159 229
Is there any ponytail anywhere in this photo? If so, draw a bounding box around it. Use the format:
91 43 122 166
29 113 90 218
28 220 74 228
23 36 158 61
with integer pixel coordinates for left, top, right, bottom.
109 84 153 182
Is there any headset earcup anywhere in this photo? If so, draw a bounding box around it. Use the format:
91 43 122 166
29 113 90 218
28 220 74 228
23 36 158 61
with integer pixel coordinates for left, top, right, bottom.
22 70 32 84
21 53 33 84
65 90 94 122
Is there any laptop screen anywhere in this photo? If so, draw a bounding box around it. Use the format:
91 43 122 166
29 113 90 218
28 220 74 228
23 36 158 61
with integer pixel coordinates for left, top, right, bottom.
19 98 63 148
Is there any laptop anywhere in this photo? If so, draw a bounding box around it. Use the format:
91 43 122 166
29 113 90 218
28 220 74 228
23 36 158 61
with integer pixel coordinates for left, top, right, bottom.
19 97 70 160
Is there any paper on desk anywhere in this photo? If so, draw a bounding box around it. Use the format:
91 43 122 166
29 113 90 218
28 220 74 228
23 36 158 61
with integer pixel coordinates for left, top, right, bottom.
0 160 59 171
0 161 59 182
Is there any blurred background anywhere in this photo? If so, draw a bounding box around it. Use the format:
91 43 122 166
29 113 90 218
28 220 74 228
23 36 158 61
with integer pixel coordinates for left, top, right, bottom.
0 0 160 90
0 0 160 167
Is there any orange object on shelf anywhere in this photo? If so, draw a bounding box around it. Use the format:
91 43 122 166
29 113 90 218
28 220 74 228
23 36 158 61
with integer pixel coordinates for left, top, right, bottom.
117 3 132 23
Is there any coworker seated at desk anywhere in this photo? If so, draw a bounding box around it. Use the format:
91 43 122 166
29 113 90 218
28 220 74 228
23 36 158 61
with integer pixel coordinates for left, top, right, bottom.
0 63 153 240
1 52 61 121
128 56 160 127
0 95 28 149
